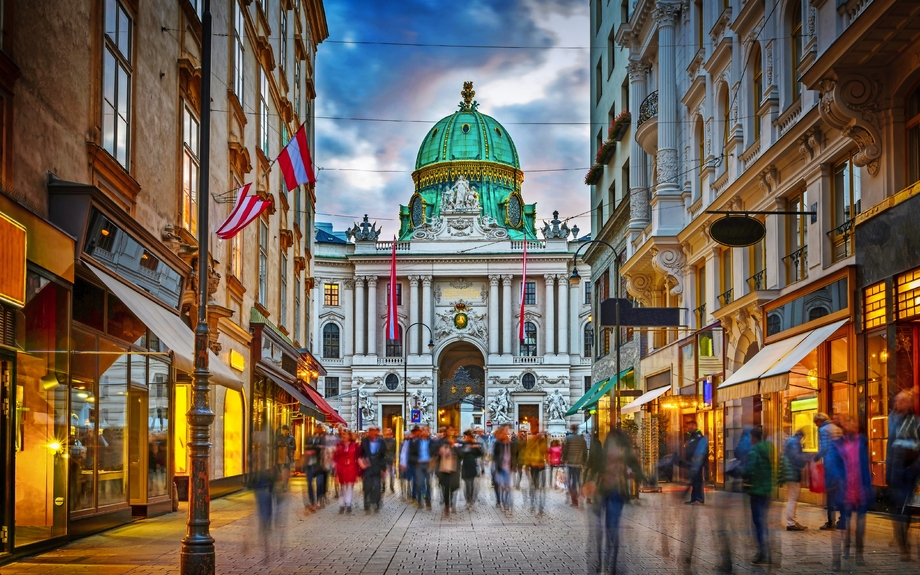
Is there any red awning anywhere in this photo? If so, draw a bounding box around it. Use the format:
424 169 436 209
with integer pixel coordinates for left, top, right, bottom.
301 383 347 426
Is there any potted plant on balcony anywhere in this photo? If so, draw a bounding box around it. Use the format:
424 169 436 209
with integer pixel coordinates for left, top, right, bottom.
608 110 632 142
595 139 617 165
584 163 604 185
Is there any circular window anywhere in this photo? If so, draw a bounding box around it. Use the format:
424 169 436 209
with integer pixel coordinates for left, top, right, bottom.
461 123 471 134
385 374 399 391
521 373 536 390
410 195 424 227
507 193 523 228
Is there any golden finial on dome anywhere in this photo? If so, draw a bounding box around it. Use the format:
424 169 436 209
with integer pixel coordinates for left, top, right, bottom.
459 81 478 110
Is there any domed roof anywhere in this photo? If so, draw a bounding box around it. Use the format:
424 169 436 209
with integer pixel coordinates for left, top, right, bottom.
414 83 519 170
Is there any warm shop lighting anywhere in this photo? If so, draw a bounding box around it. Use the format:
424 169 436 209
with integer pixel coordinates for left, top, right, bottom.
100 228 110 236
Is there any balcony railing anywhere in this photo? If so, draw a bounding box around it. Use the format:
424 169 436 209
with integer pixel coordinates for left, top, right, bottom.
513 356 544 365
693 303 707 325
747 269 767 292
828 219 855 262
637 91 658 128
718 288 733 307
782 245 808 284
378 357 404 365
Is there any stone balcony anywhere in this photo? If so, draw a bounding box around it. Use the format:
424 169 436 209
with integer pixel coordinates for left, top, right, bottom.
635 90 658 156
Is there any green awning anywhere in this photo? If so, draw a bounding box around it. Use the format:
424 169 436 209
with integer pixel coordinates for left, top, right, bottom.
565 378 609 417
581 367 636 412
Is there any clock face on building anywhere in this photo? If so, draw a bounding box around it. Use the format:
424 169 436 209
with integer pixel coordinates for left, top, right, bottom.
410 194 425 228
506 193 523 228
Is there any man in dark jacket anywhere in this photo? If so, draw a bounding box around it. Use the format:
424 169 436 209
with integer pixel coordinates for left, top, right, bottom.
359 426 387 513
683 420 708 504
492 425 514 511
511 430 527 489
383 427 397 494
562 424 588 506
784 429 808 530
744 426 774 566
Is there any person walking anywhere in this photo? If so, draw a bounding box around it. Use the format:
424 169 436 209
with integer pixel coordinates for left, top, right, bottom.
814 412 844 530
275 425 296 493
492 425 514 511
333 430 360 514
301 425 327 512
383 427 397 494
359 426 387 513
524 431 548 514
511 430 526 490
562 424 587 507
783 429 808 531
436 426 461 517
887 389 920 561
404 426 432 509
458 429 483 507
743 426 775 566
683 420 708 505
835 415 872 568
548 438 563 490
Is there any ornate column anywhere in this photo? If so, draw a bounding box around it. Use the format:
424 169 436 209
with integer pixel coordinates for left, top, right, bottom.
653 3 684 235
367 276 378 355
488 275 500 355
544 274 556 355
501 275 513 355
558 276 569 354
421 276 433 355
627 60 650 235
343 279 355 358
354 277 366 355
409 276 420 355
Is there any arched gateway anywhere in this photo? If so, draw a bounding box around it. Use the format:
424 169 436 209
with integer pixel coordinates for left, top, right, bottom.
436 342 485 431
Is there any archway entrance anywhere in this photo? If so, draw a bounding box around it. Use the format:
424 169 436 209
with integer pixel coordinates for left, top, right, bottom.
436 342 485 432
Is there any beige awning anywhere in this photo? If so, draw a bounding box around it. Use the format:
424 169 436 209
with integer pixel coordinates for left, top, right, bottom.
759 319 848 393
621 385 671 414
86 262 243 391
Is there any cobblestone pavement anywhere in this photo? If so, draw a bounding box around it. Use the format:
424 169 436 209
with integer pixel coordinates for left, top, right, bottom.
2 476 919 574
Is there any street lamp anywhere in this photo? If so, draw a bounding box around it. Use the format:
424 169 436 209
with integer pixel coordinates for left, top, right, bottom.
403 322 434 432
570 239 626 430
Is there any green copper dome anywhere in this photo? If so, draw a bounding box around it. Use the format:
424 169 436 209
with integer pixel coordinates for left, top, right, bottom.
415 109 520 169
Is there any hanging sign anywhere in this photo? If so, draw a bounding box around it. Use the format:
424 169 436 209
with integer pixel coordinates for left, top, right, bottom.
0 212 26 307
709 215 766 247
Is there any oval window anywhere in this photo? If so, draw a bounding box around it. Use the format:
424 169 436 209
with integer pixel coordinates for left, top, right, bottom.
461 123 471 134
521 373 536 390
385 374 399 391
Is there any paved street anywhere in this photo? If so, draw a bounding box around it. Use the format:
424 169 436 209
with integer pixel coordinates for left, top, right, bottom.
2 476 918 574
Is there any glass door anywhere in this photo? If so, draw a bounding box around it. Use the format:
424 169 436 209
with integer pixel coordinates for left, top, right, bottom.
1 356 11 556
128 387 147 507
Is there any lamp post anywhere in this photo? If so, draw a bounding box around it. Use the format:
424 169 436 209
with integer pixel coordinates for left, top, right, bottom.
182 1 215 573
570 239 626 431
403 322 434 432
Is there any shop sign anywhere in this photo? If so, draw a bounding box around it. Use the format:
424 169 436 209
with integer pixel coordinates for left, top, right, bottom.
229 349 246 372
0 211 26 307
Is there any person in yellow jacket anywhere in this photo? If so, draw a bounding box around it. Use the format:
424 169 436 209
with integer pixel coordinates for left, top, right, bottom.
523 432 549 514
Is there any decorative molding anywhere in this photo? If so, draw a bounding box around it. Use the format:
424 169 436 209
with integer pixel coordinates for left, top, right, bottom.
758 165 779 196
657 148 679 185
798 127 824 162
817 74 882 175
653 2 681 27
624 273 653 307
650 246 686 297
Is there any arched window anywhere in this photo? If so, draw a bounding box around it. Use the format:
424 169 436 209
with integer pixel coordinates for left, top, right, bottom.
385 374 399 391
521 373 536 390
908 84 920 185
385 325 403 358
696 119 706 198
322 323 340 358
751 44 762 141
767 313 782 337
584 323 594 357
790 1 803 101
808 306 829 321
521 322 537 356
721 88 731 167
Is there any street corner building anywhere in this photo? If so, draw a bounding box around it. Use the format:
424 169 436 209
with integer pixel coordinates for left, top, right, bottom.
0 0 330 564
313 84 594 436
584 0 920 502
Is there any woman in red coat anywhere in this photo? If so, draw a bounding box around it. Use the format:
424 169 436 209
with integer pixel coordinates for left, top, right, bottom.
334 430 360 514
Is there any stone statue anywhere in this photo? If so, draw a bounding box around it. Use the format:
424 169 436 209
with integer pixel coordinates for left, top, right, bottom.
346 214 382 242
541 210 572 240
488 388 513 424
409 389 432 425
442 176 479 213
544 389 569 422
358 385 377 424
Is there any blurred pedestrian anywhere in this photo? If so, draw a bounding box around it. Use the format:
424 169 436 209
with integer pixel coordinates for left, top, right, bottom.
836 415 872 568
383 427 397 494
743 426 774 566
887 389 919 561
784 429 809 530
275 425 296 493
251 466 276 558
524 431 548 514
301 425 327 512
360 426 386 513
512 430 526 490
548 438 563 490
814 412 844 530
459 429 483 507
563 424 588 507
436 426 460 517
492 424 514 511
682 420 707 505
333 430 360 514
405 425 432 509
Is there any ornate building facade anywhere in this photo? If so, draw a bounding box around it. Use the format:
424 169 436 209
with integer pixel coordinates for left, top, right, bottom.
314 85 592 435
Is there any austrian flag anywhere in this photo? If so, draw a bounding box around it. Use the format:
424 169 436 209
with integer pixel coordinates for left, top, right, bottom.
214 184 272 240
277 124 317 191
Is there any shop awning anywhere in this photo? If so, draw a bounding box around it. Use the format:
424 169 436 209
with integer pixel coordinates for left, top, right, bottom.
260 370 324 421
301 383 347 426
584 368 635 410
621 384 671 414
86 262 243 391
717 319 847 402
565 378 608 417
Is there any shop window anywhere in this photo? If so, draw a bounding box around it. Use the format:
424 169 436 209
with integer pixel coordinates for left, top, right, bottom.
224 389 244 477
97 339 128 507
866 330 889 486
521 322 537 356
174 384 190 476
896 268 920 320
74 277 105 332
322 323 340 358
781 346 818 454
70 329 97 512
863 281 886 330
829 337 849 419
148 359 169 497
107 293 146 345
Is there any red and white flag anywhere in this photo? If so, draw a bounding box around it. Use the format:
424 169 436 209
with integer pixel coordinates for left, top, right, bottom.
277 124 316 191
386 237 399 341
215 184 271 240
519 238 528 342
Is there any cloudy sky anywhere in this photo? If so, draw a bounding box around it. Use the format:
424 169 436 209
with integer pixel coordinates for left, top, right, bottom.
313 0 591 238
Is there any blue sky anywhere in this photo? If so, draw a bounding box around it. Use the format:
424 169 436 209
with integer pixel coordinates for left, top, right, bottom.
314 0 591 238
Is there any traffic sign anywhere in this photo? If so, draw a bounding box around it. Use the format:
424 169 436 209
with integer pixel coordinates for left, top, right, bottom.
410 409 421 423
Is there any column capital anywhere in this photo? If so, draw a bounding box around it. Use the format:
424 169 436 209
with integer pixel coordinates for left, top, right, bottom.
408 275 420 286
489 274 501 286
501 274 513 285
421 275 433 286
557 275 569 287
343 278 355 290
366 276 378 288
653 3 680 27
354 276 365 288
626 60 650 80
544 274 556 285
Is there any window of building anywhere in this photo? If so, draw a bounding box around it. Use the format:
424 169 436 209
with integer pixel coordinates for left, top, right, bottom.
752 44 762 142
102 0 132 167
524 281 536 305
607 181 616 214
584 280 592 304
831 152 861 262
863 282 886 330
595 59 603 104
294 276 301 343
294 61 302 118
621 159 630 198
585 375 593 392
259 68 270 157
322 324 340 358
808 306 828 321
279 8 287 72
229 225 242 280
790 1 803 100
607 28 616 76
595 0 602 33
908 85 920 186
279 254 287 326
897 268 920 320
233 1 245 107
387 282 402 305
258 219 268 306
182 104 200 234
695 263 706 325
521 322 537 356
721 88 731 166
324 283 339 306
767 312 782 335
719 248 733 305
786 190 808 282
521 373 536 390
748 230 766 291
325 376 339 397
584 323 594 357
621 77 629 114
385 373 399 391
596 272 610 357
386 325 403 358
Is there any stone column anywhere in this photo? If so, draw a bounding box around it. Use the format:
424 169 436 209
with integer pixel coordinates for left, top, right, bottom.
501 275 513 355
627 60 650 236
354 277 365 355
408 276 420 355
314 278 324 357
421 276 433 354
544 274 556 355
558 276 569 355
488 275 500 355
343 279 355 358
652 3 684 235
367 276 378 355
